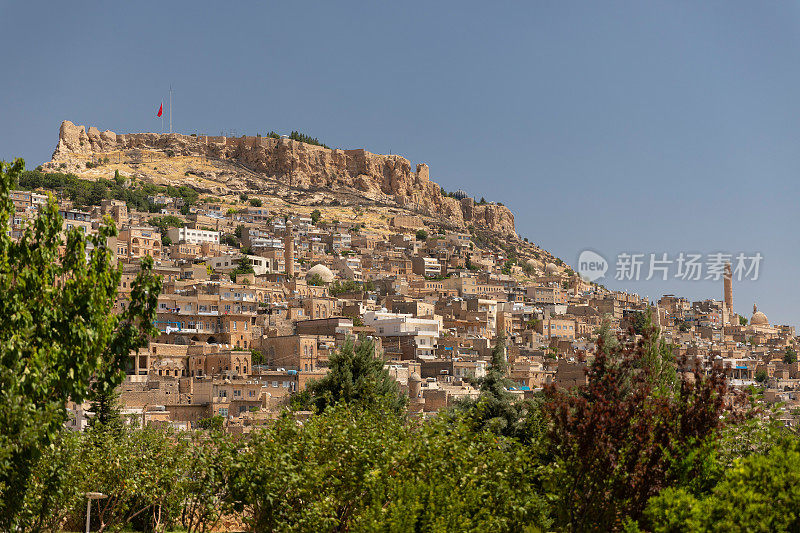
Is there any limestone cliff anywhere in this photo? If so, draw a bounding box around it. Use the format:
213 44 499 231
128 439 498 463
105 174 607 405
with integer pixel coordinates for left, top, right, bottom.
49 121 516 235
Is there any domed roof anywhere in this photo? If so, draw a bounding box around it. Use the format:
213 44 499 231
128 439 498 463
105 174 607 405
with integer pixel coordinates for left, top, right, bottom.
751 304 769 326
306 263 335 283
545 262 559 274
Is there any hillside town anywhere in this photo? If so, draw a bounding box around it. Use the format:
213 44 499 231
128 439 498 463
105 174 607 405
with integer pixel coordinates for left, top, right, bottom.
9 172 798 434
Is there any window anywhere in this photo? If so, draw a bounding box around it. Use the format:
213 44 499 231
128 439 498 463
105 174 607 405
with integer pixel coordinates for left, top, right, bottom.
219 408 228 417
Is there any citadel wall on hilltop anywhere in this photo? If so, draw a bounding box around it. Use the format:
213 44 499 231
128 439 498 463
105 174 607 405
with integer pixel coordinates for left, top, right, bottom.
50 121 516 235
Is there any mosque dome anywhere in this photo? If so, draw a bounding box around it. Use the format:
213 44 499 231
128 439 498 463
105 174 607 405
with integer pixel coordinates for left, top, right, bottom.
306 263 335 283
750 304 769 326
545 262 559 274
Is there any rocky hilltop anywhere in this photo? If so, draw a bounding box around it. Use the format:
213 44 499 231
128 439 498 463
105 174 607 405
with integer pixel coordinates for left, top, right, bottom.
49 121 516 235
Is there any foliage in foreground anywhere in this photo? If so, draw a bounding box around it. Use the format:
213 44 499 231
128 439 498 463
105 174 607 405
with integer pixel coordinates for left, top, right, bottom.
0 159 161 529
231 404 549 532
4 157 800 532
543 317 729 531
644 436 800 532
17 424 234 533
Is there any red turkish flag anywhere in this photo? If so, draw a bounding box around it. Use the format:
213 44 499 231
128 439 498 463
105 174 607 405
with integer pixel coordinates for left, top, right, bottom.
157 103 163 117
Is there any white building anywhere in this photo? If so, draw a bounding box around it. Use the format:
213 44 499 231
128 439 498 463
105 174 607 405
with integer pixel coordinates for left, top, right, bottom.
167 227 220 246
362 310 440 359
208 254 273 276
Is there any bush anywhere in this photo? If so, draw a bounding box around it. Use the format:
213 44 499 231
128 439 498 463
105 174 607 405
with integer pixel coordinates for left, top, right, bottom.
14 169 199 211
198 415 225 432
148 215 184 233
645 438 800 532
249 198 262 207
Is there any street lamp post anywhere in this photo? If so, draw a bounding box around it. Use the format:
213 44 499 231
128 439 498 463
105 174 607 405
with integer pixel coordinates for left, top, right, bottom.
84 492 107 533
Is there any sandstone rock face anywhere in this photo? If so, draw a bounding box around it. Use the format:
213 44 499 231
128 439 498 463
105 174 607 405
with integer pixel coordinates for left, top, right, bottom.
51 121 516 235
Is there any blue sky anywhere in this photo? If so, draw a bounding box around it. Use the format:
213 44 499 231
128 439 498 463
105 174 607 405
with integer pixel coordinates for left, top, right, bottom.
1 2 798 327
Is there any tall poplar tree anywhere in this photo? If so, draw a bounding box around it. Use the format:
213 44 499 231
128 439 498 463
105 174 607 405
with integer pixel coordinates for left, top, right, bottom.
0 159 161 528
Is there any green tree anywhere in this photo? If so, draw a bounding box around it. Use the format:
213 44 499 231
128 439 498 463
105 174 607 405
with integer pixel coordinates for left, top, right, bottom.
14 430 84 532
307 273 325 286
147 214 184 233
357 412 551 531
229 259 255 282
249 198 262 207
88 386 123 431
544 322 726 531
287 130 329 148
230 404 550 532
78 424 190 532
456 335 547 446
303 337 406 415
784 347 797 365
310 209 321 225
0 159 161 529
250 349 266 366
630 310 648 335
179 432 237 533
755 369 768 383
739 315 748 326
230 405 408 531
415 229 428 241
198 415 225 432
645 437 800 532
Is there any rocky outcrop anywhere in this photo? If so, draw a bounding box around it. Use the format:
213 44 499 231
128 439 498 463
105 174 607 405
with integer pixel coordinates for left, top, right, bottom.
50 121 516 235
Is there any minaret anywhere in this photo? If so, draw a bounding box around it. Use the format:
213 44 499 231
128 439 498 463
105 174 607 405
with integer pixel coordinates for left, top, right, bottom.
284 220 295 278
723 262 733 317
